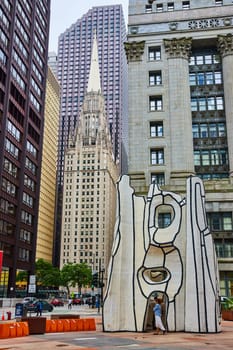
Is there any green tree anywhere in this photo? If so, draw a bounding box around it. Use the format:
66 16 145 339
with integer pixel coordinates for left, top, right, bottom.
74 262 92 293
60 262 92 295
35 258 60 288
16 270 28 283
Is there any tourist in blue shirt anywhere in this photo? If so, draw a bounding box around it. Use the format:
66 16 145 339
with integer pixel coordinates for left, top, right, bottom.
153 297 166 335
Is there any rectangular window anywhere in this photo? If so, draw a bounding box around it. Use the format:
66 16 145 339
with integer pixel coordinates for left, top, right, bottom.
150 121 163 137
5 139 19 159
149 96 162 111
182 1 190 9
149 71 162 85
26 140 37 158
148 47 161 61
167 3 174 11
151 173 165 185
151 149 164 165
3 158 18 178
2 178 16 197
200 124 208 138
189 73 196 86
156 4 163 12
192 124 199 138
145 4 152 13
207 212 232 231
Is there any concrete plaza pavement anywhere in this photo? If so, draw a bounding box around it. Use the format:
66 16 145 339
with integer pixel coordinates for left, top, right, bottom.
0 310 232 350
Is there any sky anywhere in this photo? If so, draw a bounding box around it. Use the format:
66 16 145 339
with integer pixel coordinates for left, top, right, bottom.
49 0 129 52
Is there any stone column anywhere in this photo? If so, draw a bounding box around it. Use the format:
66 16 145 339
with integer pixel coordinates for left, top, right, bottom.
164 38 194 185
124 41 147 191
218 34 233 179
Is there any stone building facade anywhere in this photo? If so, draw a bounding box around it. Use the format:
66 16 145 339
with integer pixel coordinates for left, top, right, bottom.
126 0 233 297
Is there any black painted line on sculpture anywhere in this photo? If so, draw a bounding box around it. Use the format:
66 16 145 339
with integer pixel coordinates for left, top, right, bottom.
142 194 147 252
203 238 219 333
194 181 209 332
102 179 122 331
189 176 201 332
132 192 138 332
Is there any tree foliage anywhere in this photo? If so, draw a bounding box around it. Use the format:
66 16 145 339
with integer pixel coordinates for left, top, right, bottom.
35 258 60 287
60 262 92 295
18 259 93 295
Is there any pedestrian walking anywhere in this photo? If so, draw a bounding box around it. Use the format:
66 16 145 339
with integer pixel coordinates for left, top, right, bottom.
153 297 166 335
68 297 72 309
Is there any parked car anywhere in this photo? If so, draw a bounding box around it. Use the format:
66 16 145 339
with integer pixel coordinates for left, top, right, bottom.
24 300 53 313
22 297 37 304
72 297 84 305
50 298 64 307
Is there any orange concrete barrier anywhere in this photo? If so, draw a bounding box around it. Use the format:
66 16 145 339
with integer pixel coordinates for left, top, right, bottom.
21 322 29 336
16 322 23 337
44 318 96 334
70 319 77 331
56 319 64 332
49 320 57 333
45 319 52 332
0 323 10 339
88 318 96 331
9 323 17 338
62 319 70 332
76 318 84 331
0 322 29 338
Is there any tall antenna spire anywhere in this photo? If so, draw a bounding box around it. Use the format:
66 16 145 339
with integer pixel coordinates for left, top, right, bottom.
87 30 101 93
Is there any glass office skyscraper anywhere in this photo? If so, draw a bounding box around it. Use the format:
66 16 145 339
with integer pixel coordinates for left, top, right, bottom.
0 0 50 296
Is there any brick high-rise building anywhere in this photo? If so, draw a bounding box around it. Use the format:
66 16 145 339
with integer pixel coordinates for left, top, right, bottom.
126 0 233 297
0 0 50 297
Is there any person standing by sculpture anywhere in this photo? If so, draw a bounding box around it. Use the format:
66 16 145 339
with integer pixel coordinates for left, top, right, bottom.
153 297 166 335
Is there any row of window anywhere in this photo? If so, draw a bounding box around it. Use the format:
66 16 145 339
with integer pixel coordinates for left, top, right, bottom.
146 1 190 13
194 149 228 166
147 95 224 112
189 71 222 86
149 148 228 167
192 123 226 138
145 1 223 13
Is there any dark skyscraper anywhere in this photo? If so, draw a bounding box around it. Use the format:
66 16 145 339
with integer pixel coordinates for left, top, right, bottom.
0 0 50 296
57 5 128 184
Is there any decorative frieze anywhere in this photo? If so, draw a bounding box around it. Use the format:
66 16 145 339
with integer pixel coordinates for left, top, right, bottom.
218 33 233 57
124 41 145 62
164 37 192 60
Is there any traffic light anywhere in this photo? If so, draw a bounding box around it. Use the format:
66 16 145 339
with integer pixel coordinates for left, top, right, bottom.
92 272 99 287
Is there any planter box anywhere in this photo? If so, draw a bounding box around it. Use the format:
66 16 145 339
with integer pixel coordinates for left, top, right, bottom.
222 310 233 321
21 317 46 334
51 314 80 320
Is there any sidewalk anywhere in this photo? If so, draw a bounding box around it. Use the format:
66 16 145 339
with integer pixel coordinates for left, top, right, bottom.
0 319 232 349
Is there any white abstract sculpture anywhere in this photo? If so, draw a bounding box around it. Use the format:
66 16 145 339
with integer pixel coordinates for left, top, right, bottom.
103 175 221 333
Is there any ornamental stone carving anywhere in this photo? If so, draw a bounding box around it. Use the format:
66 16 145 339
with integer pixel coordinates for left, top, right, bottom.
164 37 192 60
124 41 145 62
218 33 233 57
103 175 221 333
